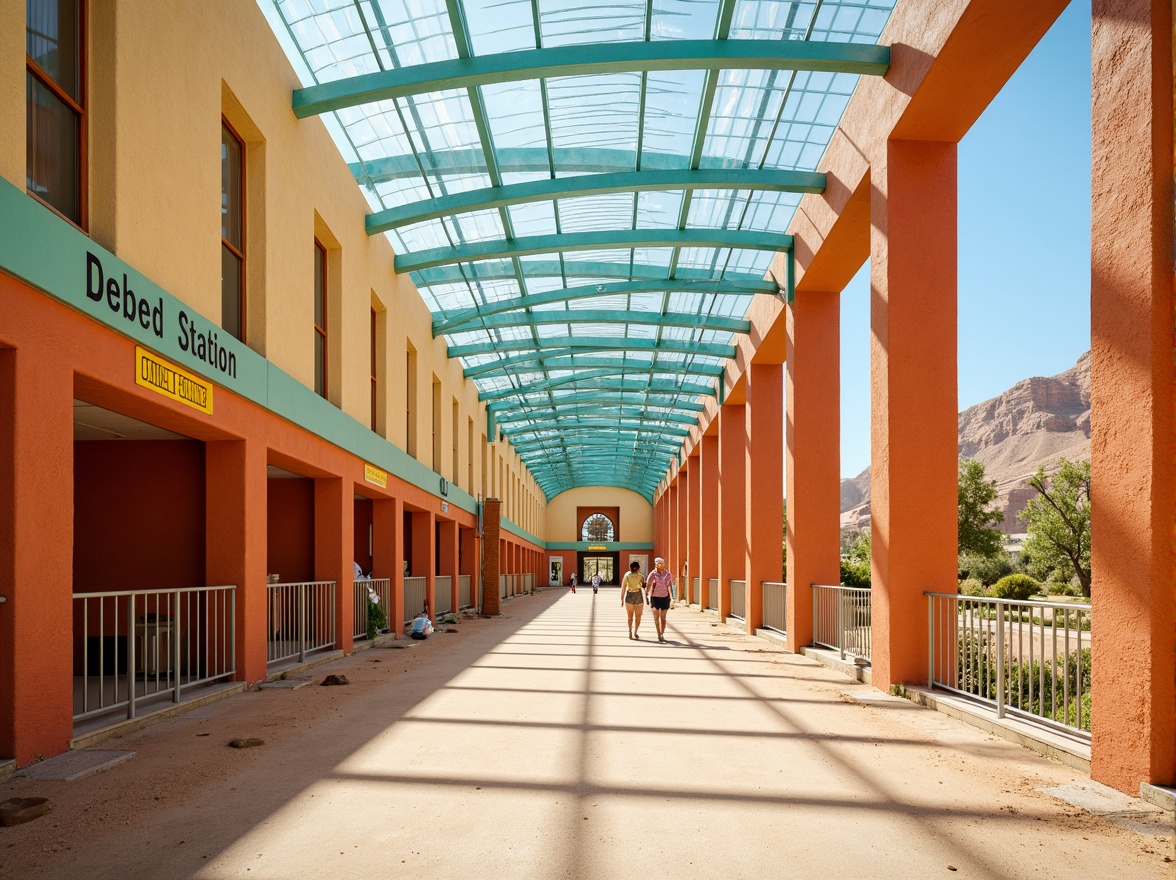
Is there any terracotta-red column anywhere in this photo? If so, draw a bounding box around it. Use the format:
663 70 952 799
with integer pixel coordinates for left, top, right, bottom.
1089 0 1176 793
459 526 476 608
676 471 688 587
785 291 841 651
0 344 73 764
314 477 352 654
482 499 501 615
718 403 747 621
870 139 958 687
699 433 719 610
373 496 404 635
411 510 435 615
667 482 678 578
687 452 701 605
206 438 267 681
746 362 783 634
439 518 459 613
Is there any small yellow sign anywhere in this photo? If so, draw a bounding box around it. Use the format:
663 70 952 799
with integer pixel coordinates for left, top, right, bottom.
364 463 388 488
587 544 608 551
135 347 213 414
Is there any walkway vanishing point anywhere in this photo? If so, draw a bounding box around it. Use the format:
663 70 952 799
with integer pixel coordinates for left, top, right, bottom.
1 590 1171 879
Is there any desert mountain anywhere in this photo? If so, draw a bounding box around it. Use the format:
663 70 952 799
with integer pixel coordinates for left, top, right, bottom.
840 351 1091 531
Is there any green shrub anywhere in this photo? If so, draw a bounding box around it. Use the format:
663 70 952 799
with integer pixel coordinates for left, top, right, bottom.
959 578 987 597
991 573 1040 601
366 596 387 640
840 558 871 588
1045 579 1081 597
958 553 1013 586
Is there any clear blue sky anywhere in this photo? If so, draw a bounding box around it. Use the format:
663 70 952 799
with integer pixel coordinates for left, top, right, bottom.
837 0 1092 479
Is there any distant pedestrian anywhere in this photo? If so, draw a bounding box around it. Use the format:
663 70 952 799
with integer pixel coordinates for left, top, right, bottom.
591 573 601 594
646 557 674 643
569 572 577 594
621 561 646 639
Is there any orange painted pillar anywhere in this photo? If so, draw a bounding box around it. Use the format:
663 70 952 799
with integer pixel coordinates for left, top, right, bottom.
869 139 958 688
459 526 477 609
687 452 701 605
372 495 404 636
746 362 783 634
1089 0 1176 793
439 518 459 613
205 438 268 681
718 403 747 621
699 433 720 610
0 344 74 764
483 499 501 615
785 292 841 651
411 510 435 615
676 471 689 587
315 477 353 654
667 482 678 577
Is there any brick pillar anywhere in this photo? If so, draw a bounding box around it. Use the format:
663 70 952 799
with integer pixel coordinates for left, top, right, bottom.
372 496 403 635
718 402 747 621
746 362 783 634
315 477 352 654
482 499 501 615
870 138 958 687
699 433 719 610
785 291 841 652
1089 0 1176 792
206 438 267 681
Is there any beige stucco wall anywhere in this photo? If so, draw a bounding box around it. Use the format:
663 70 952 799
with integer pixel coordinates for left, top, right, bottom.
1 0 546 536
545 487 653 543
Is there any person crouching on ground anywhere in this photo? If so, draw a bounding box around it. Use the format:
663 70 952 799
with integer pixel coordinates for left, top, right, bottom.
411 609 434 640
621 561 646 640
646 557 674 643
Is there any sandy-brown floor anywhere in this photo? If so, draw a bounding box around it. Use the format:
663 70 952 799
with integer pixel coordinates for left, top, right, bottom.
1 588 1172 879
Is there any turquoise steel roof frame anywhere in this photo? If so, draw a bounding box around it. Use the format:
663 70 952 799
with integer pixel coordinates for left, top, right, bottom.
266 0 897 500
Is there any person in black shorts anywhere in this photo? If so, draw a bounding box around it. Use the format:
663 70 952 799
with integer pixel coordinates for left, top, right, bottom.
645 557 674 643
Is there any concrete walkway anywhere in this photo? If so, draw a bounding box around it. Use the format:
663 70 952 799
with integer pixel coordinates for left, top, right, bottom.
2 589 1172 879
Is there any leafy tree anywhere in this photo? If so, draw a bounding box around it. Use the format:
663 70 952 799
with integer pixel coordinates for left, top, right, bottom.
1019 458 1092 597
958 552 1013 586
840 531 871 587
958 458 1006 558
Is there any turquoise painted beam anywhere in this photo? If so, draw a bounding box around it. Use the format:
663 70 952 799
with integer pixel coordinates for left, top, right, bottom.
414 260 771 287
435 277 773 335
397 229 793 273
447 335 737 359
512 436 682 454
484 381 714 406
506 417 691 437
464 353 726 380
497 406 699 427
368 168 823 233
293 40 890 117
451 308 749 335
488 396 709 418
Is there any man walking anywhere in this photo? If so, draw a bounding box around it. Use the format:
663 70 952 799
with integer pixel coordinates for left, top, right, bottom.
591 572 601 594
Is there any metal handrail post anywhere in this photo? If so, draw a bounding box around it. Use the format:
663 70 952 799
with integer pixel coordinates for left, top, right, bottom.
995 599 1005 719
927 595 934 688
811 585 817 648
299 582 307 663
173 589 182 704
127 595 137 720
837 588 845 660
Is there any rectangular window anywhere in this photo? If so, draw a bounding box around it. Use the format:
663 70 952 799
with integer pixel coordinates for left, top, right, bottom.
370 308 378 430
221 121 245 340
431 378 442 474
26 0 85 226
406 343 417 458
452 399 459 484
467 417 474 493
313 240 327 398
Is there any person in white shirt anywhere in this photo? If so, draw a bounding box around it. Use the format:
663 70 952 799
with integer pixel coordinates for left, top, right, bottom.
410 610 433 640
591 573 601 594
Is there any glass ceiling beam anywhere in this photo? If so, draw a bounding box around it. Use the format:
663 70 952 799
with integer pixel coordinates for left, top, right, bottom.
483 379 713 405
457 309 750 336
446 336 737 359
467 354 724 379
396 229 792 273
505 417 691 437
414 261 772 287
434 277 774 335
499 407 699 428
511 436 682 454
368 168 824 233
292 41 890 118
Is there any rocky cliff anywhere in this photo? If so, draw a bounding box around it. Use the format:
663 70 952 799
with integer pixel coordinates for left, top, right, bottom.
840 351 1091 531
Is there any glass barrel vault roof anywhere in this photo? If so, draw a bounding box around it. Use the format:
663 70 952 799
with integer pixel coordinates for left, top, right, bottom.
259 0 897 501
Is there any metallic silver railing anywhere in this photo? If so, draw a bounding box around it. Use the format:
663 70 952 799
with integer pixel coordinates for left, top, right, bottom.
707 578 718 611
812 584 872 661
692 577 700 603
267 581 336 666
926 592 1092 739
524 572 534 592
353 578 392 640
729 579 747 620
761 581 787 634
499 574 507 599
459 574 472 608
74 585 237 721
435 575 453 615
403 576 427 622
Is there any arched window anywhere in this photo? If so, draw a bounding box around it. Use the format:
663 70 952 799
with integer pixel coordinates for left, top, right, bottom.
581 513 615 542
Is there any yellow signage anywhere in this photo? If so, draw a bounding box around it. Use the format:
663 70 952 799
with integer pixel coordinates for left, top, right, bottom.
134 347 213 414
587 544 608 551
364 463 388 488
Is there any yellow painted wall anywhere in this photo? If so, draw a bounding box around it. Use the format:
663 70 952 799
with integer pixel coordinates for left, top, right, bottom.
2 0 547 539
545 487 653 543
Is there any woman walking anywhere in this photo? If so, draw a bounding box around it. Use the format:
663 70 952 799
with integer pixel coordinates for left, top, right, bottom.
646 557 675 643
621 560 646 640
